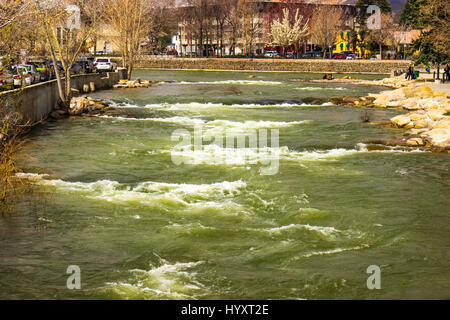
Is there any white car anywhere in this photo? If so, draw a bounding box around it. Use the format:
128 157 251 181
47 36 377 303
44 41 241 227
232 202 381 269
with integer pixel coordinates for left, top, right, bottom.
19 64 41 84
13 66 33 87
346 54 357 60
264 50 279 58
94 58 117 72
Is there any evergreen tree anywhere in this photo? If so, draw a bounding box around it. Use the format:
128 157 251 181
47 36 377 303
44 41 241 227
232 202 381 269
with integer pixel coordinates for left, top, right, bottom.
399 0 427 28
412 0 450 64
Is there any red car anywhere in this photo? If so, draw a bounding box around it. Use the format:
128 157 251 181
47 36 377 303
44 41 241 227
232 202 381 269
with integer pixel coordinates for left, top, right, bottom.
331 53 347 60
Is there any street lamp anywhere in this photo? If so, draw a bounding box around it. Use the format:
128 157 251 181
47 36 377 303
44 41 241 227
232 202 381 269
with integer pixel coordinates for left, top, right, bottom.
436 56 440 80
329 45 331 59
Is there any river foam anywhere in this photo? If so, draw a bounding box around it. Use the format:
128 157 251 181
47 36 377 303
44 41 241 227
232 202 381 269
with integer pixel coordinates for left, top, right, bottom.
17 173 247 210
103 256 206 300
99 115 310 131
166 144 370 167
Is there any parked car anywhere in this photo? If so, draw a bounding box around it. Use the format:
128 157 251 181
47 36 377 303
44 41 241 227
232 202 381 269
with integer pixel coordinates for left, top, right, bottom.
70 61 83 74
75 58 94 74
17 64 41 84
346 54 357 60
0 69 14 91
93 57 117 72
370 55 378 60
331 53 347 60
301 51 323 59
264 50 279 58
49 60 64 78
12 66 33 88
26 59 51 81
87 57 95 66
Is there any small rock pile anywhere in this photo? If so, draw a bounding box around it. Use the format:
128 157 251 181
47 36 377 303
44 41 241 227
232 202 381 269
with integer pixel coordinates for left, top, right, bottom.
113 78 151 89
68 97 112 116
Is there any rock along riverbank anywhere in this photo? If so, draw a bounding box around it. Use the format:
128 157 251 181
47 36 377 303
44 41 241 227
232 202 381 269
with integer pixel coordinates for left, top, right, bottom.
332 75 450 153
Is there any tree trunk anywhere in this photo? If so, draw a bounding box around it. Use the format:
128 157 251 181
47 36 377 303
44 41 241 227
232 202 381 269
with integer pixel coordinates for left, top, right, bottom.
64 68 72 107
52 55 66 107
127 61 133 80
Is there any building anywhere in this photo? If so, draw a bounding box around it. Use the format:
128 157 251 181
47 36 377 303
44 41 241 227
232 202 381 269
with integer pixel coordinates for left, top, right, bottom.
175 0 358 57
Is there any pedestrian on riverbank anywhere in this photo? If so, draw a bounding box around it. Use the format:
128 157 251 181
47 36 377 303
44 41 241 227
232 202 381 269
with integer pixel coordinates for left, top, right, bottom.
425 65 430 73
444 65 450 83
406 63 415 80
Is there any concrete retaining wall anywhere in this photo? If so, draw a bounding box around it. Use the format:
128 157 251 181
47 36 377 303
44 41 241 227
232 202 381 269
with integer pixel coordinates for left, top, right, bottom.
0 72 119 124
135 57 411 74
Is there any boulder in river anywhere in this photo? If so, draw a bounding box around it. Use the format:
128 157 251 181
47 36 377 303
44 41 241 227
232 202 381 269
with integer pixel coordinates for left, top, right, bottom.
69 97 111 116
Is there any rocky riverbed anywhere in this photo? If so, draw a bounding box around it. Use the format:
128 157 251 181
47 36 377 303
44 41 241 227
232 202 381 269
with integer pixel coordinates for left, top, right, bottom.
332 76 450 152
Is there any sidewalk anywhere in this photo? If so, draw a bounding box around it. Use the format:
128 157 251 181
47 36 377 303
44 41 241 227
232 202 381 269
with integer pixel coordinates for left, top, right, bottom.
425 83 450 94
415 68 447 81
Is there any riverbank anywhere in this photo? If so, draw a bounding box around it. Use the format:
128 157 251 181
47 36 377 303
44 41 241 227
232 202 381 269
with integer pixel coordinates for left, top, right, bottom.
332 76 450 152
0 72 120 124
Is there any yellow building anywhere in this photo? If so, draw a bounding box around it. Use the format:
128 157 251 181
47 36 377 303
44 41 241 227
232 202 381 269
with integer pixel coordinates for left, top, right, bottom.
333 31 352 54
332 30 374 58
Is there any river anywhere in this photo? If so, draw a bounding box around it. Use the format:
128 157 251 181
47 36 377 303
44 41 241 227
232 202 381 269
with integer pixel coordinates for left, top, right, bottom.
1 70 449 299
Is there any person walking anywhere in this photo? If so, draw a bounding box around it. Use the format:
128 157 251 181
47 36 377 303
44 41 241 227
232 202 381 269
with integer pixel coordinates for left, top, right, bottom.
407 63 414 80
444 64 450 83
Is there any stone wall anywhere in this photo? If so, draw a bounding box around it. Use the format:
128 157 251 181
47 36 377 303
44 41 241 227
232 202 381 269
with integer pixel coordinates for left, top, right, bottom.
0 72 119 124
134 57 411 74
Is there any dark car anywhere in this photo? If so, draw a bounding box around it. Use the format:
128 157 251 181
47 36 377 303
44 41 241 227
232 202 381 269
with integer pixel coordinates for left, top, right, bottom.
70 61 83 74
75 59 94 74
331 53 347 60
26 59 51 81
301 51 323 59
49 60 64 79
0 69 14 91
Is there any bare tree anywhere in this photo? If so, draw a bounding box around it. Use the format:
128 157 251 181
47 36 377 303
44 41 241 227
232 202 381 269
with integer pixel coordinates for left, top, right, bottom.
310 5 344 59
211 0 228 56
185 0 207 57
0 0 43 56
240 0 263 57
33 0 103 106
103 0 153 79
0 0 32 29
226 0 241 55
145 0 177 54
367 13 397 59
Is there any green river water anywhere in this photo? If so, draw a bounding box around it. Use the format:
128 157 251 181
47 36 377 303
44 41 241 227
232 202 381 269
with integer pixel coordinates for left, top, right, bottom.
1 70 449 299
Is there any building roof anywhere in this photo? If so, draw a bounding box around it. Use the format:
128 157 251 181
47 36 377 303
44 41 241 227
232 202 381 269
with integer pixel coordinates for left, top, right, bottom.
394 30 421 45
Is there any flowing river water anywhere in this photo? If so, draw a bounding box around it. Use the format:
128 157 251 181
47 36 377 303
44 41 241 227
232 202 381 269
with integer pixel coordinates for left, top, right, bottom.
1 70 449 299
